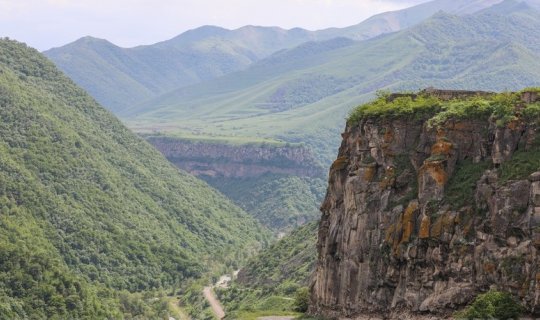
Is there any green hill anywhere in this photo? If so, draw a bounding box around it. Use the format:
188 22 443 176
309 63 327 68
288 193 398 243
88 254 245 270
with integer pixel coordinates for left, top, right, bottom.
43 26 320 113
44 0 514 115
216 221 318 318
202 174 326 232
0 39 268 318
127 2 540 164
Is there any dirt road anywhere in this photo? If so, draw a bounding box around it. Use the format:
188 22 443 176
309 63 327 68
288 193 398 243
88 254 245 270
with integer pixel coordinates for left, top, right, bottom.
203 286 225 319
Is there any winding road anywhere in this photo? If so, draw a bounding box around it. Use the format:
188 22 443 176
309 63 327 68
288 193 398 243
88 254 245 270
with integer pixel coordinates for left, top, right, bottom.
203 286 225 319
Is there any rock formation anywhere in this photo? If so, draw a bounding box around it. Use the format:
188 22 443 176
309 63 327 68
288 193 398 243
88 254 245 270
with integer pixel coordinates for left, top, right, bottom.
147 137 323 178
310 90 540 318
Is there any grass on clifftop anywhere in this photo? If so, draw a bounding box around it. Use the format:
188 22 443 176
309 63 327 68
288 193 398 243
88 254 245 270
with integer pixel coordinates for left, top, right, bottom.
347 89 540 126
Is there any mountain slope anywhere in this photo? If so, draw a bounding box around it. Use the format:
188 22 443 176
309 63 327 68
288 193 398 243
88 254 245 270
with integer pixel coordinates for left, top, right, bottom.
44 27 319 113
45 0 525 114
0 39 268 318
317 0 506 40
217 221 319 318
128 3 540 164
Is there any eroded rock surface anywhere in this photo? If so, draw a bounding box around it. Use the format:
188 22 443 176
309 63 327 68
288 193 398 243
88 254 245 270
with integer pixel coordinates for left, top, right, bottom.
147 137 323 178
310 92 540 319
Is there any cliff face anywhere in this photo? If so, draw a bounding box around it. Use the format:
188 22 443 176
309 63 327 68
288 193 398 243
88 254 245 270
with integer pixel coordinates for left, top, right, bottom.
310 91 540 318
147 137 323 178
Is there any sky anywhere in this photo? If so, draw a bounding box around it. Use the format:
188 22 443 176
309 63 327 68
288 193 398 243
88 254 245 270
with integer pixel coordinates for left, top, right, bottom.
0 0 430 51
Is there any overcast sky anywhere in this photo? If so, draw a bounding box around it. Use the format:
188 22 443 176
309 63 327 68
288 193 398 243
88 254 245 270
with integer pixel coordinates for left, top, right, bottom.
0 0 430 51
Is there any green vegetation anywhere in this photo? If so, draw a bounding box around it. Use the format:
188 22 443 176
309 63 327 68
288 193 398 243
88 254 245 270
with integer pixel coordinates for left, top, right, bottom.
347 92 442 123
204 174 326 231
143 132 300 147
217 221 318 318
456 290 524 319
119 6 540 166
499 146 540 182
44 27 324 113
348 89 540 128
294 287 310 312
0 38 269 318
444 160 491 209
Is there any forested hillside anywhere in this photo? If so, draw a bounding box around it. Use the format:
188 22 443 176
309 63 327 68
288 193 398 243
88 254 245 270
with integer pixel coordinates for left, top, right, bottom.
0 39 268 318
217 221 318 318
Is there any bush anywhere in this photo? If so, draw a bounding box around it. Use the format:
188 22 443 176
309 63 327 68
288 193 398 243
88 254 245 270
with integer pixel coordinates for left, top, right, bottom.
456 290 524 319
294 287 310 312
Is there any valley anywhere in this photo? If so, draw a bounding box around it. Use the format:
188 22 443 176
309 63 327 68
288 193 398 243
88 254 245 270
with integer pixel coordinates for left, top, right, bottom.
1 0 540 319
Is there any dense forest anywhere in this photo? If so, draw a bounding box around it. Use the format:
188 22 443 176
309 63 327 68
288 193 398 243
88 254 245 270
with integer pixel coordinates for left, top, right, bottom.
0 38 269 318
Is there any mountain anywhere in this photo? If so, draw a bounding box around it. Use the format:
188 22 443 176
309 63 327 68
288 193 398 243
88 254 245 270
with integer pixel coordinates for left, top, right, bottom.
44 0 522 114
317 0 507 40
43 26 319 113
127 1 540 165
0 39 268 318
310 89 540 318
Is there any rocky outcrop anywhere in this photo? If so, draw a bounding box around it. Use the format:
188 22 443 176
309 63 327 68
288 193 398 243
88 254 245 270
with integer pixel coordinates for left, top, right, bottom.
310 91 540 318
147 137 323 178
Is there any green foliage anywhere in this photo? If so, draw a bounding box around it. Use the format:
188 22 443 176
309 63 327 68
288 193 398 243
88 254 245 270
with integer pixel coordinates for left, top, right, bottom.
217 222 318 316
427 98 493 127
204 174 326 231
499 149 540 182
456 290 524 319
294 287 310 312
445 160 491 209
349 90 540 130
0 38 269 318
348 94 442 123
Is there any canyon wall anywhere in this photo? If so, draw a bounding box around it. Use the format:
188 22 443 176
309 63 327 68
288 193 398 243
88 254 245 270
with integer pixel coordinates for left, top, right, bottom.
147 137 323 178
310 91 540 318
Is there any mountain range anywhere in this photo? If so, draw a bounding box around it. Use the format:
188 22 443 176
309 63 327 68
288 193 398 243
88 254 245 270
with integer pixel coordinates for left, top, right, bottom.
121 0 540 164
44 0 537 114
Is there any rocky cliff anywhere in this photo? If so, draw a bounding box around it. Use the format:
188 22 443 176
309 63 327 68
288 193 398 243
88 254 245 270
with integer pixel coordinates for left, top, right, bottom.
310 89 540 318
146 137 323 178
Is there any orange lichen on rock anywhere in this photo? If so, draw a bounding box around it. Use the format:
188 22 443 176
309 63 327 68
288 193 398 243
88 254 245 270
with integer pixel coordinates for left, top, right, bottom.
383 128 394 143
362 165 377 182
331 156 349 171
400 202 418 244
450 121 472 131
422 161 448 186
379 166 396 189
507 118 522 130
430 211 455 239
419 215 431 239
483 262 496 274
384 201 419 254
431 139 453 156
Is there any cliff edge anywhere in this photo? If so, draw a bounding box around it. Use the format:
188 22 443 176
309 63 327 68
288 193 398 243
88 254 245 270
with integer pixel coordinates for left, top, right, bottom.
310 89 540 318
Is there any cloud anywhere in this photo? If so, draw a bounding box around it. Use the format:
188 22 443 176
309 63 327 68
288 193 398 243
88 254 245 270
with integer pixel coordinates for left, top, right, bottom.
0 0 431 51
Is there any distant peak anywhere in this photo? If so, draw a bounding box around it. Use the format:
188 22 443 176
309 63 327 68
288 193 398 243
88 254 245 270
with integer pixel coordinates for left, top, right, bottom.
478 0 533 14
72 36 115 47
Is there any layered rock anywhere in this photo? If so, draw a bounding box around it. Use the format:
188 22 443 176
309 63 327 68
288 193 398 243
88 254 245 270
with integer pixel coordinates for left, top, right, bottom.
147 137 323 178
310 91 540 318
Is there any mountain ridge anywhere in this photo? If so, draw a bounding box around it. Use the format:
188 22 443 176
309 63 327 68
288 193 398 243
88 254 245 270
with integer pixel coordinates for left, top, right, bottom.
126 4 540 165
45 0 522 113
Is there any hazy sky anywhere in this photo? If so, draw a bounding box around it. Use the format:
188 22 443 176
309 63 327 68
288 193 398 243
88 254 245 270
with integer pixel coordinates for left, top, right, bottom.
0 0 430 51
